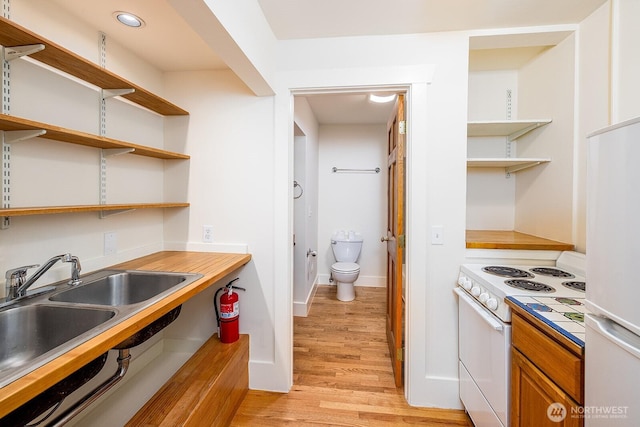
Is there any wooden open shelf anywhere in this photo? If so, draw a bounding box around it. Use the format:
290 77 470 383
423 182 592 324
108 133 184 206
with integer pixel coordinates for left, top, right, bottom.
466 230 574 251
0 113 189 160
0 16 188 116
0 203 189 217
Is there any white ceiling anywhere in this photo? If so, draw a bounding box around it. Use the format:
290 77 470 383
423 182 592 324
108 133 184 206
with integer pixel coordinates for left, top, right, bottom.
48 0 608 124
257 0 607 40
303 92 399 125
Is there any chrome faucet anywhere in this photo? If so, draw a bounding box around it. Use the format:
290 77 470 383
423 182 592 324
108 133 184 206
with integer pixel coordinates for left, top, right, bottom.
5 253 82 301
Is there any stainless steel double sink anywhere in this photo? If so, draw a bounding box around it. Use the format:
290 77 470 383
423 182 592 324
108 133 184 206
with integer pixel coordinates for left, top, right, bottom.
0 269 202 388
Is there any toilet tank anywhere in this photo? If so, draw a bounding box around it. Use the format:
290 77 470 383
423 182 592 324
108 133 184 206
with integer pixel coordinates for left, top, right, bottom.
331 231 363 262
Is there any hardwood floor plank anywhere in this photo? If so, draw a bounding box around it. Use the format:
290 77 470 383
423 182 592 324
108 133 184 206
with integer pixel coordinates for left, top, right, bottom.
231 286 472 426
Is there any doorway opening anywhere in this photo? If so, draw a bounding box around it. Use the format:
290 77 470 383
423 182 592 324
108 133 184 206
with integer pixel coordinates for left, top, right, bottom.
291 87 408 388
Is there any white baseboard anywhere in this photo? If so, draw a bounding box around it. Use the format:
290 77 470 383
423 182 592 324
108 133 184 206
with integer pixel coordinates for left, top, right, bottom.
406 375 463 409
293 280 319 317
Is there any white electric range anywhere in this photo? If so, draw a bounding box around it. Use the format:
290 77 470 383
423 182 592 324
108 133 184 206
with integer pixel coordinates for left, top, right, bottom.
455 251 586 427
458 251 586 322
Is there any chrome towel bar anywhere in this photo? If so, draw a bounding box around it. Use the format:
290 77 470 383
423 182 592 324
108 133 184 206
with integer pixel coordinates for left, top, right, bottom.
332 167 380 174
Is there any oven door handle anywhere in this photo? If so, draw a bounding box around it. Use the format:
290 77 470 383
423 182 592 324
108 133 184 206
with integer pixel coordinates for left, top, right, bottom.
454 287 503 332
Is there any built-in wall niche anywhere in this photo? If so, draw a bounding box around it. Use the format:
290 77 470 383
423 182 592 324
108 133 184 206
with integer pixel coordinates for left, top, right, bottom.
466 30 576 248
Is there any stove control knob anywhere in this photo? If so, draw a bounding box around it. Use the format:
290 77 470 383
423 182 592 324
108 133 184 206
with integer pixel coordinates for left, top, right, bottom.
457 275 465 286
479 292 489 303
471 286 481 297
486 298 499 311
462 277 473 290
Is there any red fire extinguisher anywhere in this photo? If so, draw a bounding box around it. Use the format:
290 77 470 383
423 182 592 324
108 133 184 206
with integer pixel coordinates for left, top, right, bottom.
214 278 246 343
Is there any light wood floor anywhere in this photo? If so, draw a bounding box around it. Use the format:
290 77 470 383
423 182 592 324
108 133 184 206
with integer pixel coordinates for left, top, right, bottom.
231 286 473 426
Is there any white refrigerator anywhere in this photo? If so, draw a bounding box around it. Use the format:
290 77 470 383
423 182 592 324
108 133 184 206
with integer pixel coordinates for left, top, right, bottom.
586 116 640 426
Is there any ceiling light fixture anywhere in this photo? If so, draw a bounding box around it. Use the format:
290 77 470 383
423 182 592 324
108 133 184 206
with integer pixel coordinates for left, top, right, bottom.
368 94 396 104
113 11 145 28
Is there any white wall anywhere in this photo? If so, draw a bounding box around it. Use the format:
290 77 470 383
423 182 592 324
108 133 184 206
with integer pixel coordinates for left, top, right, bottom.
317 124 387 286
293 96 320 316
276 31 469 408
516 34 576 243
576 2 611 252
612 0 640 122
162 70 280 390
467 70 518 230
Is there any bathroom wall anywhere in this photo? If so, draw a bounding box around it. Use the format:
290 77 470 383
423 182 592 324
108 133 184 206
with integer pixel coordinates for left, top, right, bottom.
293 97 320 316
317 124 387 287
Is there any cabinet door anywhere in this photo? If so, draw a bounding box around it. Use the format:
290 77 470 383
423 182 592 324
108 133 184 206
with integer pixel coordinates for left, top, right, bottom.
511 348 582 427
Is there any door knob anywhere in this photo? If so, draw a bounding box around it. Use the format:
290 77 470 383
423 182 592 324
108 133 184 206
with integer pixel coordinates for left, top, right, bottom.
381 236 390 242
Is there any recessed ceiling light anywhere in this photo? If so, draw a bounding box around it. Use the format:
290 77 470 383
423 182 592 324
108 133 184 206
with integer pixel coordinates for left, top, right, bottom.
113 11 145 28
368 94 396 104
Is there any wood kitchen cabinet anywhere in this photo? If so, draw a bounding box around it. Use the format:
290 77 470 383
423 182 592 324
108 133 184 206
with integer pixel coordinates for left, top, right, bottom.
510 312 584 427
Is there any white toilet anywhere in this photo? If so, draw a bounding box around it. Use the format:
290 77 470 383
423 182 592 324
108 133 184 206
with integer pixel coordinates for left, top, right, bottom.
330 231 363 302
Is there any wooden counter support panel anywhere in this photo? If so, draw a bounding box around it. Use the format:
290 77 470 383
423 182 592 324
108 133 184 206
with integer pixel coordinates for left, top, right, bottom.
127 334 249 427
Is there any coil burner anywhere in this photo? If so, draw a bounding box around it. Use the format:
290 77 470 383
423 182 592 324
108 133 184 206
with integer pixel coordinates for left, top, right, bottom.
504 279 555 293
482 266 534 278
562 281 586 292
530 267 575 278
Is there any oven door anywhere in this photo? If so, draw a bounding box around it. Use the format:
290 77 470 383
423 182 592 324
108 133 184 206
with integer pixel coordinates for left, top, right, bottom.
455 288 511 427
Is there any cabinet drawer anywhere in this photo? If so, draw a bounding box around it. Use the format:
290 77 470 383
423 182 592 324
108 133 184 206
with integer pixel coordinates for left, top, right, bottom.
512 313 583 403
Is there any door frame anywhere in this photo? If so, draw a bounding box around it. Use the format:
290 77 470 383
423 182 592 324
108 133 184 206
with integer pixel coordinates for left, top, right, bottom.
289 84 411 388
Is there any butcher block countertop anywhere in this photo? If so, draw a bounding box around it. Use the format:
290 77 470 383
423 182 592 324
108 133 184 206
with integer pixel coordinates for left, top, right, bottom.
0 251 251 419
466 230 574 251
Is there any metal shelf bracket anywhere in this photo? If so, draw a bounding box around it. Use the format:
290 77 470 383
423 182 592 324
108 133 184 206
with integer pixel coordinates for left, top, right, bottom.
99 208 136 219
102 148 134 157
4 43 44 61
101 88 135 99
4 129 46 143
507 122 545 142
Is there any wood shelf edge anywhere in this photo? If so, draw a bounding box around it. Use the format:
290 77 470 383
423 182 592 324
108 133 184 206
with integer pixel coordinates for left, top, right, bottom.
0 16 188 116
0 113 189 160
466 230 574 251
0 203 189 217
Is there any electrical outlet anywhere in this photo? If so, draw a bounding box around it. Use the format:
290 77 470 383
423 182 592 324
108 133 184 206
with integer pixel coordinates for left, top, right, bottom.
203 225 214 243
104 232 117 255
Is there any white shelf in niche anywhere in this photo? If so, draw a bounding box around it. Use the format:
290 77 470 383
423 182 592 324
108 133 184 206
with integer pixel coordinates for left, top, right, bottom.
467 119 552 141
467 157 551 174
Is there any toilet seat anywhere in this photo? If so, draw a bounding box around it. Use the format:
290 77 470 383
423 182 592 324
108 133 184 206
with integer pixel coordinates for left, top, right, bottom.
331 262 360 273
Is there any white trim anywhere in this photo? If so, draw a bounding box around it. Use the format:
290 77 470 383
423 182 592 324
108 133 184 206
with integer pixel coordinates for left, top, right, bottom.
293 278 318 317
